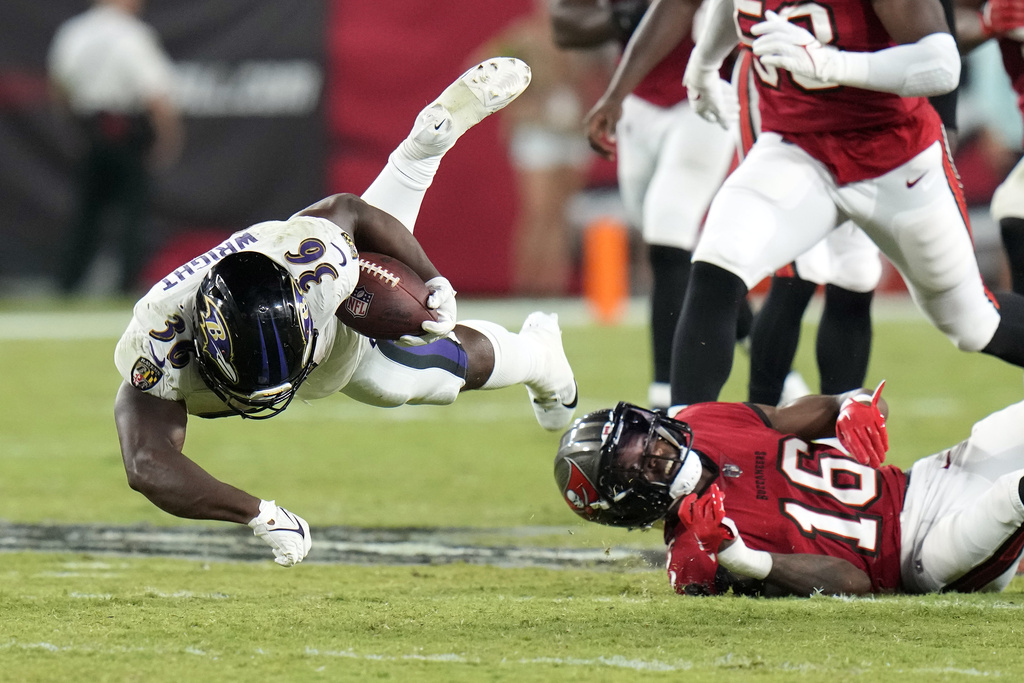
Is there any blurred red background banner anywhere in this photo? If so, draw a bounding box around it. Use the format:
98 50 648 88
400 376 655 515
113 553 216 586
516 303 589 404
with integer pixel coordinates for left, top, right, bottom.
0 0 532 294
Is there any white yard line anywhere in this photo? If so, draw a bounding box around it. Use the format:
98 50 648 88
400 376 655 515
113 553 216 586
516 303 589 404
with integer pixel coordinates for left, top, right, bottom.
0 641 1005 676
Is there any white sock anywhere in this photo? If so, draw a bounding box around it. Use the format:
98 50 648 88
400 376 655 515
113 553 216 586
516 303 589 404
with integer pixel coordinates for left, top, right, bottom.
459 319 542 390
359 151 440 234
395 138 444 182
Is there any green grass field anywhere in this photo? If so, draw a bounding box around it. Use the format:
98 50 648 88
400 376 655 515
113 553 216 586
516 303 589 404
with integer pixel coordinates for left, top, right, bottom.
2 297 1024 681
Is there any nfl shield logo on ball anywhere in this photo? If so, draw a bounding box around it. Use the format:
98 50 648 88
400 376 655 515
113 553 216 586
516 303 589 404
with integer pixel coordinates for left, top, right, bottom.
345 286 373 319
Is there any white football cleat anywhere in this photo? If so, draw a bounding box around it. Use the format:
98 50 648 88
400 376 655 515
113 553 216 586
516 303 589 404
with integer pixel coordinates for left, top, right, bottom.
405 57 532 158
521 312 578 431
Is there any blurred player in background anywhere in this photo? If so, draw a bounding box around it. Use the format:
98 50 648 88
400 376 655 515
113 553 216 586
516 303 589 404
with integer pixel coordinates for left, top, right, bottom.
476 0 608 296
551 0 740 409
113 59 579 568
555 385 1024 596
957 0 1024 294
671 0 1024 406
48 0 184 295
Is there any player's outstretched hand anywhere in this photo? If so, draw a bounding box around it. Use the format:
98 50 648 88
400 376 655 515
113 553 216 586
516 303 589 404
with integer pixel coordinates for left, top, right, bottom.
676 484 735 553
835 380 888 468
248 499 311 567
401 276 457 346
752 11 842 85
984 0 1024 39
682 61 738 130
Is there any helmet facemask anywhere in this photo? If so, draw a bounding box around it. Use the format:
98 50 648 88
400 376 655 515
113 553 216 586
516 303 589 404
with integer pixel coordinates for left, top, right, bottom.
193 253 319 419
555 402 701 529
597 403 699 525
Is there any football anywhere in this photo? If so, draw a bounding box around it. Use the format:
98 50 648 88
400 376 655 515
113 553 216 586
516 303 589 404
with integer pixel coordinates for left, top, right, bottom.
335 252 437 340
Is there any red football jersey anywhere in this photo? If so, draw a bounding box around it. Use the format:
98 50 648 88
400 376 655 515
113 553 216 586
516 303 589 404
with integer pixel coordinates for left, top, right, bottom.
733 0 941 183
998 38 1024 142
609 1 692 107
665 402 906 594
734 0 925 133
631 36 692 108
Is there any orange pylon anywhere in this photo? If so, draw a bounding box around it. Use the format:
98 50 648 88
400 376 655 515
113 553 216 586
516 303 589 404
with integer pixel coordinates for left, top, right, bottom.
583 216 629 324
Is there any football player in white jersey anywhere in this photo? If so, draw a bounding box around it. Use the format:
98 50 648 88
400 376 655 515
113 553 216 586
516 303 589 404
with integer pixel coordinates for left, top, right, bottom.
113 58 579 568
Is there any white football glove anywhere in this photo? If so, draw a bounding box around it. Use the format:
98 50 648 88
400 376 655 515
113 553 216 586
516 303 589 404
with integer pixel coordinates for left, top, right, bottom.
682 60 738 130
248 499 311 567
752 11 842 85
400 275 457 346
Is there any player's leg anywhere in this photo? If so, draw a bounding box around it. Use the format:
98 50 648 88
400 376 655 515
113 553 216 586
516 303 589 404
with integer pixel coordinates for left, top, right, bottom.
817 284 874 394
339 315 577 431
992 157 1024 294
459 315 577 431
845 141 1024 367
616 96 671 407
901 400 1024 593
671 134 839 405
748 272 817 405
360 57 532 232
628 97 735 409
811 223 881 395
114 141 151 294
734 47 813 406
340 337 471 407
59 142 109 293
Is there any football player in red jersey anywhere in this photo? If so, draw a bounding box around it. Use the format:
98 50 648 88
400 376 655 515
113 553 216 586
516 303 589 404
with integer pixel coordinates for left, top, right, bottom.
555 386 1024 596
670 0 1024 406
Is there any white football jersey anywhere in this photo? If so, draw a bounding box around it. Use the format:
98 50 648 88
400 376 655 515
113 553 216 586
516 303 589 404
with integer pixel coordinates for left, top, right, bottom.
114 215 363 417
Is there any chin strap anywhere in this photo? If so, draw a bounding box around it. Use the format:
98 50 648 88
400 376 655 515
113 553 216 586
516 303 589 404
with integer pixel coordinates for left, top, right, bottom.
669 449 704 499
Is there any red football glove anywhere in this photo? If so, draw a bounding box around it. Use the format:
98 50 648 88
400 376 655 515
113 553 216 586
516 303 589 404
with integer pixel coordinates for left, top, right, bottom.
835 380 888 468
983 0 1024 38
676 484 735 553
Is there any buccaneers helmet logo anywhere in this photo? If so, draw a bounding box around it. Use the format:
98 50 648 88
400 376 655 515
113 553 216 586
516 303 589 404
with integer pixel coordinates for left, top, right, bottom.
562 459 603 517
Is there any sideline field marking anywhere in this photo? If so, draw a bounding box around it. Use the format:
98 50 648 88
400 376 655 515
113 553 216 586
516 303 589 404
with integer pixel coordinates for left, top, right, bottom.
0 296 923 341
0 522 661 570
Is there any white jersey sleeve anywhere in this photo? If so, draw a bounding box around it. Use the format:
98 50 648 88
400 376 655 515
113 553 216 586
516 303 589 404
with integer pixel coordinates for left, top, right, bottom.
114 215 360 416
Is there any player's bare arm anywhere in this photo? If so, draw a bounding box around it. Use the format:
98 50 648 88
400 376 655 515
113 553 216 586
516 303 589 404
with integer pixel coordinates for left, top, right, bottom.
584 0 702 158
615 0 702 91
677 482 875 596
296 193 441 284
706 496 874 596
953 0 1024 53
114 382 261 523
759 552 874 596
757 388 889 442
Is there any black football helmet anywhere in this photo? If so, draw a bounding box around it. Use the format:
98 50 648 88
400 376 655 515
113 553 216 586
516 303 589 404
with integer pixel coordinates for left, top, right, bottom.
193 252 318 419
553 402 700 528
